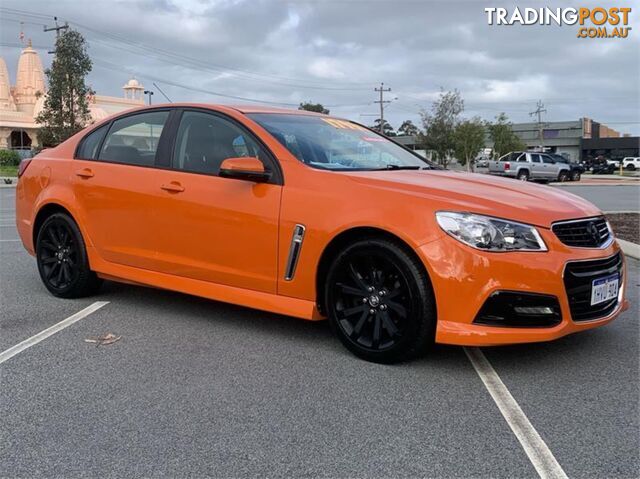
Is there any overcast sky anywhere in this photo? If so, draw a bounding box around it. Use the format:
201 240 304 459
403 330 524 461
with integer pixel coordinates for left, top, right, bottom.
1 0 638 134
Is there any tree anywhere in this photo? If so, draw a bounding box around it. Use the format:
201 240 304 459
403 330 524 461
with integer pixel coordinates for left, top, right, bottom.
371 118 395 136
398 120 419 136
36 29 93 147
488 112 526 159
453 117 486 172
298 102 329 114
419 89 464 166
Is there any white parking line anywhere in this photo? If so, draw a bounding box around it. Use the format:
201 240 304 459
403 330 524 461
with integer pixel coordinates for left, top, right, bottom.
0 239 21 242
0 301 109 365
464 347 569 479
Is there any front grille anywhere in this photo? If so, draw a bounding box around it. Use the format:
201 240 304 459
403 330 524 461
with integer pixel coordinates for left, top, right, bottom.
552 217 611 248
564 252 623 321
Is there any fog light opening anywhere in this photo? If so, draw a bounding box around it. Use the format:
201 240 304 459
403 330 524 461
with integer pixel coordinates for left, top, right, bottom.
474 291 562 328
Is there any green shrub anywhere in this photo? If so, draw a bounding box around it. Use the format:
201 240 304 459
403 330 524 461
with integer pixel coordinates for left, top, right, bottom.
0 149 21 167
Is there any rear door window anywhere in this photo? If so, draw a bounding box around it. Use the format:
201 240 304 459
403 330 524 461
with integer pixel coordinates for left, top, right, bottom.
530 154 542 163
77 124 109 160
98 111 169 166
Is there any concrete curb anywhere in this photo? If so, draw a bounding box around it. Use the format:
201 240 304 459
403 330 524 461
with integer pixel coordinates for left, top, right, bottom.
604 211 640 215
618 239 640 260
551 182 639 187
0 184 16 188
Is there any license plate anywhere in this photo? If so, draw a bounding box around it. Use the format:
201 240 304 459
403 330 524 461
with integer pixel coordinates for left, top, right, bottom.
591 274 619 306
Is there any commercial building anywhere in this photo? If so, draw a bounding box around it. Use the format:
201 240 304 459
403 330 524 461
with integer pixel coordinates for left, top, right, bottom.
392 118 638 163
485 118 639 162
0 41 144 152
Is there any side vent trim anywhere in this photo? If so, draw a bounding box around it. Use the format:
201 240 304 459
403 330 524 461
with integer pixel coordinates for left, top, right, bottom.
284 224 306 281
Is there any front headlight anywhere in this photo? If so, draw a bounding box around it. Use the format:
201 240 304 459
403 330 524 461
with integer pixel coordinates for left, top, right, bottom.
435 212 547 252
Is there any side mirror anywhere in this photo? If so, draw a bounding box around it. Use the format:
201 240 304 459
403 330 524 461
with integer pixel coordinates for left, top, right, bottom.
219 157 271 183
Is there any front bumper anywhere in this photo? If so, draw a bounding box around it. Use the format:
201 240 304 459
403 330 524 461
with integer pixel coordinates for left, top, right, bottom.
417 229 628 347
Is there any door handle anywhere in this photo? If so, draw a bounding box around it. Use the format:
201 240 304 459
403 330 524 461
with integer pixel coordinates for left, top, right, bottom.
160 182 185 193
75 168 94 178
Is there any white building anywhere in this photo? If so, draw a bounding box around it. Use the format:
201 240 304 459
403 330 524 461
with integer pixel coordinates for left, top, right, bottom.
0 41 145 151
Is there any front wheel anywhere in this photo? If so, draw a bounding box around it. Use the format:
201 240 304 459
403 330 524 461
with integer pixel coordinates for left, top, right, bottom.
324 238 436 363
557 171 569 182
36 213 102 298
571 171 581 181
626 164 636 171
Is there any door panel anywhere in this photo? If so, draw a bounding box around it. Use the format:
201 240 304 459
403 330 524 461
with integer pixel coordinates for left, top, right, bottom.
540 155 557 178
73 161 161 269
72 110 170 269
152 171 281 292
150 109 282 293
529 154 543 177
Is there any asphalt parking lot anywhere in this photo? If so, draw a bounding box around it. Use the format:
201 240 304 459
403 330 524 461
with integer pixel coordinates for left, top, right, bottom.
1 186 638 478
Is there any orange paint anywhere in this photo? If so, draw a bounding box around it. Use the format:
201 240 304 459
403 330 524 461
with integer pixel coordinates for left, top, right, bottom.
16 103 628 347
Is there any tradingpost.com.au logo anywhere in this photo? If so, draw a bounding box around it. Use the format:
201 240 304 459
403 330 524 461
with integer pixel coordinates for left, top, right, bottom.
485 7 632 38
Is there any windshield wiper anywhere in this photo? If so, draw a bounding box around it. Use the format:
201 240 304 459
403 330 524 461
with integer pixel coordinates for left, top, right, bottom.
379 165 423 170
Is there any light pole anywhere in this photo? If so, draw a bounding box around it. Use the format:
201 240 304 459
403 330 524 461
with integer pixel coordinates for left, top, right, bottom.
143 90 154 105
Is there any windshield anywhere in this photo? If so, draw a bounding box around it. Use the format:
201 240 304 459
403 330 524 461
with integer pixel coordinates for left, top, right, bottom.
247 113 432 171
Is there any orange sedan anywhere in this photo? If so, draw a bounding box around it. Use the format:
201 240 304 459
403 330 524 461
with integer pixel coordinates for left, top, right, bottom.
15 104 628 362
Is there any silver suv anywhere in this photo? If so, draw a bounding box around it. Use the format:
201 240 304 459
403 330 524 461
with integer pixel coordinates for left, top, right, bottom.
488 151 571 182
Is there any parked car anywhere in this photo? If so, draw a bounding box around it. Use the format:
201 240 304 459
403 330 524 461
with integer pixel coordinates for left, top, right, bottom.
15 104 628 363
476 158 490 168
547 153 584 181
488 151 571 182
606 159 621 168
622 157 640 170
585 156 617 174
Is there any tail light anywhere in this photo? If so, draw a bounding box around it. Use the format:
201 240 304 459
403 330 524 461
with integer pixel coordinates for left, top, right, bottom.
18 159 32 178
504 162 510 170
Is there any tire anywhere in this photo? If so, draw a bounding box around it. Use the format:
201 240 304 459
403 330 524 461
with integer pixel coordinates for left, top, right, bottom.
626 164 636 171
36 212 102 298
571 170 581 181
517 170 530 181
557 171 569 182
324 238 436 364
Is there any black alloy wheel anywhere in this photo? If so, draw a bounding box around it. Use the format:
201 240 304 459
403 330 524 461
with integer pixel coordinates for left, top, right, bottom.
36 213 102 298
325 238 435 363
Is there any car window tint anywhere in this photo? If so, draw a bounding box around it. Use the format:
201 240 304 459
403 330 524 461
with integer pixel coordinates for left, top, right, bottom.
541 155 555 164
98 111 169 166
173 111 267 176
77 124 109 160
517 154 527 162
530 154 541 163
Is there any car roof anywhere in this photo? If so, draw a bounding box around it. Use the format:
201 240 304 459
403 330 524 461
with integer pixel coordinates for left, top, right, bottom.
226 104 326 116
131 102 328 116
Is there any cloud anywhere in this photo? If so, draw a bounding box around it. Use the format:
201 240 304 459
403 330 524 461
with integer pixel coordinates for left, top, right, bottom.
480 75 552 102
0 0 637 133
307 58 346 79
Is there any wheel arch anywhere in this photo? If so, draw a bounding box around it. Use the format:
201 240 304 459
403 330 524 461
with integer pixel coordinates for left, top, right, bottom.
32 203 78 248
315 226 432 315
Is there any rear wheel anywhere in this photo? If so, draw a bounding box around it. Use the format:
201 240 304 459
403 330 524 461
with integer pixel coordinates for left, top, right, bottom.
517 170 530 181
626 164 636 171
324 238 435 363
36 213 102 298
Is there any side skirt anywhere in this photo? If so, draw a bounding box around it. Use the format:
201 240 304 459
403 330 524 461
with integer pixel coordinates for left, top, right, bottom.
89 247 324 321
